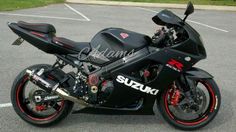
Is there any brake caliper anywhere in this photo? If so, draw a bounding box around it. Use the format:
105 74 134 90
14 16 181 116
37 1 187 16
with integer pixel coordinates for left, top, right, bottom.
170 89 181 106
35 105 46 111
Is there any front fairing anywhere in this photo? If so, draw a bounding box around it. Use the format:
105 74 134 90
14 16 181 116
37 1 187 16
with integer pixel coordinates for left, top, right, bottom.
152 10 206 59
172 23 207 59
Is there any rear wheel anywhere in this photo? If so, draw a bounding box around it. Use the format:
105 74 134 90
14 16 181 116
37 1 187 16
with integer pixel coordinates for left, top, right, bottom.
158 79 221 130
11 64 74 127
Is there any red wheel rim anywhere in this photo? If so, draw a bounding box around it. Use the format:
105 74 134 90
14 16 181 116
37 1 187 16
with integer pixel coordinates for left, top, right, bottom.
164 80 216 126
16 75 65 121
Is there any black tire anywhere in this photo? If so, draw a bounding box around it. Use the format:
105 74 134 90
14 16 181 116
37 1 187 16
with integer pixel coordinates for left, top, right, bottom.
11 64 74 127
158 79 221 130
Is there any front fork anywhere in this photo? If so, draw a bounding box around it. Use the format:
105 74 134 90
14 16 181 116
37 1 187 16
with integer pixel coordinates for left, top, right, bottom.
177 74 197 106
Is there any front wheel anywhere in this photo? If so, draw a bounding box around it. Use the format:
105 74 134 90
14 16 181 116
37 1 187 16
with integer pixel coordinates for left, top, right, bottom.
11 64 74 127
158 79 221 130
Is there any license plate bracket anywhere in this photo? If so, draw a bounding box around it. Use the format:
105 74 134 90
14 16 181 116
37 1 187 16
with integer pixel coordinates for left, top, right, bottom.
12 37 24 45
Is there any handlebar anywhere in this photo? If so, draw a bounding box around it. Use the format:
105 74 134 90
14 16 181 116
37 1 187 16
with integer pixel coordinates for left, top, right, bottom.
151 26 187 48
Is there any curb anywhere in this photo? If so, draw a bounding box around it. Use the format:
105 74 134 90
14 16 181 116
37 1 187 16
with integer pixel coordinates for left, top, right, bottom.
66 0 236 11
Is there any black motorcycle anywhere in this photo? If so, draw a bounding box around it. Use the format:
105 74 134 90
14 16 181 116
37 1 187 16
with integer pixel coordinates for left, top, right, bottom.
8 2 220 130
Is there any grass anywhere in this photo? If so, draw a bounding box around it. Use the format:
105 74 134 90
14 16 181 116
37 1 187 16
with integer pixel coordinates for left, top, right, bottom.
0 0 65 11
103 0 236 6
0 0 234 11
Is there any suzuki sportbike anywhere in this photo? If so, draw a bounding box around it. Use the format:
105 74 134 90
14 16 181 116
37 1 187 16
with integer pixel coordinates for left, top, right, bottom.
8 2 220 130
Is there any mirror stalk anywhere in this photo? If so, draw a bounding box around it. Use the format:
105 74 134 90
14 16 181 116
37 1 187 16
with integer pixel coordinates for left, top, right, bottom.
183 1 194 22
183 15 188 22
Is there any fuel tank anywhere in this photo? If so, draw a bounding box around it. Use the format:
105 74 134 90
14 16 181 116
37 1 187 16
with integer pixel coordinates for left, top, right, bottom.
89 28 151 65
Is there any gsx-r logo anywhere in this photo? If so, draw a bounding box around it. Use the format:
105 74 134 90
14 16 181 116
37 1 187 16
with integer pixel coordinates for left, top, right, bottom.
166 59 184 72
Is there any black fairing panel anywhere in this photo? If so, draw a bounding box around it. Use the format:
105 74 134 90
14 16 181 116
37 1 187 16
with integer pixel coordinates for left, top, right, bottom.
102 74 144 107
103 47 202 107
90 28 151 61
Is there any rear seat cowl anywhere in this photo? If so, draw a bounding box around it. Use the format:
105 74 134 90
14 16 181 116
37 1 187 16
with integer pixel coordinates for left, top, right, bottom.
17 21 56 34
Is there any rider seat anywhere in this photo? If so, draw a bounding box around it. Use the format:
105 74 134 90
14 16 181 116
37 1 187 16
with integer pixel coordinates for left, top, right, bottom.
52 37 91 55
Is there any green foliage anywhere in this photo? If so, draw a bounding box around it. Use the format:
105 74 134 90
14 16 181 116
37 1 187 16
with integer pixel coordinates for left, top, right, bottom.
106 0 236 6
0 0 64 11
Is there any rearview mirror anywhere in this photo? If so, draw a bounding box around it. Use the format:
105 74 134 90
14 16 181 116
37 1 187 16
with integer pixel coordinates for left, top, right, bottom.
185 1 194 16
183 1 194 22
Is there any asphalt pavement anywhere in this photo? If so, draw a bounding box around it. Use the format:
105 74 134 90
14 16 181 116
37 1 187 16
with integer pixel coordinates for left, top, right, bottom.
0 3 236 132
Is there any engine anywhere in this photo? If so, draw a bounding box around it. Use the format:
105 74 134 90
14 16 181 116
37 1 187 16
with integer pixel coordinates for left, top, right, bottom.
72 64 162 105
72 72 114 105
